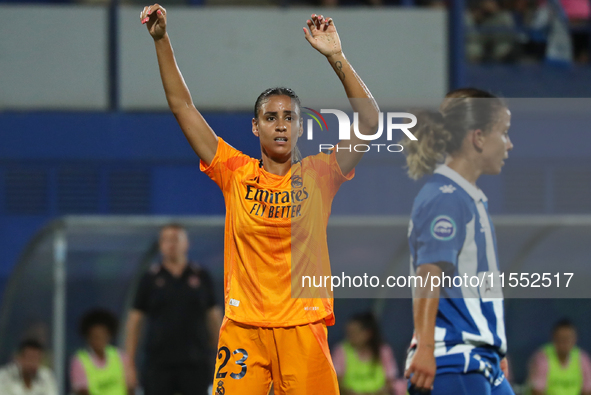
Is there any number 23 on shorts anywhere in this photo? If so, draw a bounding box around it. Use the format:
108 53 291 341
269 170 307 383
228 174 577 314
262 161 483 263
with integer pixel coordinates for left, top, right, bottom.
216 346 249 380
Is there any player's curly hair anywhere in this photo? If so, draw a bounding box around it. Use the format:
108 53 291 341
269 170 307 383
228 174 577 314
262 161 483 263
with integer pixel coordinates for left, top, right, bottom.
553 318 576 334
254 87 303 164
400 88 506 180
79 308 119 338
349 311 383 364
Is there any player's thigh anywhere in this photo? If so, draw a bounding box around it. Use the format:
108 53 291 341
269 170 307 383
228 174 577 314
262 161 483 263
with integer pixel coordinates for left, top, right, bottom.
143 366 175 395
271 321 339 395
409 372 491 395
491 377 515 395
176 364 211 395
212 318 272 395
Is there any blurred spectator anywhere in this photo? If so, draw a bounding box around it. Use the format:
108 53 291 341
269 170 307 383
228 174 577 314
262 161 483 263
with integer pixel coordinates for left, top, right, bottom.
511 0 549 61
125 223 222 395
466 0 520 62
528 319 591 395
0 339 58 395
332 312 406 395
319 0 382 6
70 308 134 395
560 0 591 62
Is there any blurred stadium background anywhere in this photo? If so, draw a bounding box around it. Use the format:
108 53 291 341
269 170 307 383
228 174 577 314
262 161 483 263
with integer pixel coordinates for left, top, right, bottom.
2 0 591 394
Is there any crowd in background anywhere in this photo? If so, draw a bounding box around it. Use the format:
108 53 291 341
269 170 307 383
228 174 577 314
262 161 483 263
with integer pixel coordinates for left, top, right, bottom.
1 0 589 64
466 0 591 63
0 224 590 395
1 313 591 394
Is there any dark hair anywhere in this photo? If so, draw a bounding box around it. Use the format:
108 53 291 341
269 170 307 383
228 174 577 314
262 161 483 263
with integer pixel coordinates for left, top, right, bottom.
400 88 506 179
79 308 119 338
553 318 576 335
18 339 44 354
349 312 382 363
253 87 302 163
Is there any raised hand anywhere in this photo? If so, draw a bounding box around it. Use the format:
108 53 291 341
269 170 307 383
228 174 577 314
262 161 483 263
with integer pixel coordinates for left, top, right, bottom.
140 4 167 41
303 14 342 58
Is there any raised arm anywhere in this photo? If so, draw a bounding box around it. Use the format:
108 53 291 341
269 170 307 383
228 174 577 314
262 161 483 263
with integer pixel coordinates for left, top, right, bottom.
141 4 218 165
404 263 441 392
304 14 380 175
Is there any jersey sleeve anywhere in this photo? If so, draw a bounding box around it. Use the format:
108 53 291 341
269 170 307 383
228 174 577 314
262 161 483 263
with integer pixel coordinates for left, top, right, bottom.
528 350 549 391
331 343 346 377
69 355 88 391
118 350 134 388
132 273 151 312
42 367 59 395
309 149 355 199
580 350 591 391
413 193 467 269
199 137 251 192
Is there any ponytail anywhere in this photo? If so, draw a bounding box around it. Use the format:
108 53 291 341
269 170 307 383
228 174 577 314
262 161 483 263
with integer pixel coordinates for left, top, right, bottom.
292 145 302 164
400 88 505 180
400 111 452 180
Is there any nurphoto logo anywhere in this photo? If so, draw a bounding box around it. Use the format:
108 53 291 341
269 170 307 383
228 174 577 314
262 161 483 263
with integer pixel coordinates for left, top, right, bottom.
303 108 418 153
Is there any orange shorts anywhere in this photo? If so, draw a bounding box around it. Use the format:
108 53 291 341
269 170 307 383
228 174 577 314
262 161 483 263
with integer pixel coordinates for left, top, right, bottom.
211 317 339 395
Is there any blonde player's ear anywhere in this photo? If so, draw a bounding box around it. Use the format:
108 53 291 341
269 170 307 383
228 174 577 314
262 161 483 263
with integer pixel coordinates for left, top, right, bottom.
471 129 485 153
252 118 260 137
298 120 303 138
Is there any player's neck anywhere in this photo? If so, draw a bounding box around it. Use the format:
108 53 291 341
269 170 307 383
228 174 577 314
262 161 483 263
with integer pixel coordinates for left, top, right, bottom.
261 156 291 177
162 257 188 277
90 346 106 360
446 156 481 187
19 370 34 388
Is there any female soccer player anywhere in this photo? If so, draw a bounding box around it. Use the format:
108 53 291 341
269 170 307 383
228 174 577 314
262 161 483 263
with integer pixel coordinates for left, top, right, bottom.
400 89 514 395
140 5 379 395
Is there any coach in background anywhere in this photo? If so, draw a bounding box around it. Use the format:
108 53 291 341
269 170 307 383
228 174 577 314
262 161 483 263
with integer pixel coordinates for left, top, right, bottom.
528 319 591 395
125 223 222 395
0 339 58 395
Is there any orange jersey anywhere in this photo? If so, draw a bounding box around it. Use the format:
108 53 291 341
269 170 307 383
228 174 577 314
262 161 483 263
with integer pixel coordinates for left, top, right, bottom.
200 137 353 327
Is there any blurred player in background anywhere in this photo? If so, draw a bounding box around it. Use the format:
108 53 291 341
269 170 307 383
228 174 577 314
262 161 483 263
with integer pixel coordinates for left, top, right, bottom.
125 224 222 395
0 339 58 395
528 319 591 395
139 4 379 394
332 312 406 395
400 89 514 395
70 308 134 395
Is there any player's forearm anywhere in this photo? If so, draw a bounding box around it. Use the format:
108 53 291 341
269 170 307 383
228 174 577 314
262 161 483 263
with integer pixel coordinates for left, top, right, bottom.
413 265 441 351
124 314 142 364
154 34 194 114
413 297 438 352
326 52 379 133
207 306 223 348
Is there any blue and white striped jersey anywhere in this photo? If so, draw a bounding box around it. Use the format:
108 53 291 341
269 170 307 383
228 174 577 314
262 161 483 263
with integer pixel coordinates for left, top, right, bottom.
407 165 507 376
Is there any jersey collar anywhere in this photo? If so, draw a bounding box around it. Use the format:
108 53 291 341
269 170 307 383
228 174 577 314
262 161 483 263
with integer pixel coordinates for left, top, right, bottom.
434 165 488 202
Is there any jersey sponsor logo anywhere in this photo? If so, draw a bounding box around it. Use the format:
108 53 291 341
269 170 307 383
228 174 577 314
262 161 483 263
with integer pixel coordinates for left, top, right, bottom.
244 184 309 219
431 215 456 241
229 298 240 307
439 184 456 194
